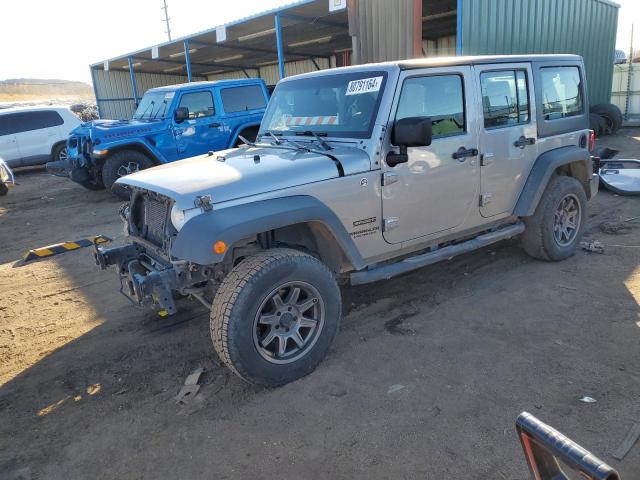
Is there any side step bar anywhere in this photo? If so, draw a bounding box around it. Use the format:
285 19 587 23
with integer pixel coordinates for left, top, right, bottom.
350 222 525 286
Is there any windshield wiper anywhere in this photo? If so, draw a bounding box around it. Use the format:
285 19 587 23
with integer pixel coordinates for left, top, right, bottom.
264 131 282 145
294 130 332 151
134 100 155 119
151 100 168 120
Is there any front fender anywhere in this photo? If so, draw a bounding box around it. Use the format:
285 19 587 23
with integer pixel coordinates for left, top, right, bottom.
514 145 594 217
97 138 165 164
171 195 366 269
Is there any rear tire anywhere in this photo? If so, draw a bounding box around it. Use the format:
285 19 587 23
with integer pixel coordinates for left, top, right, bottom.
102 150 154 199
211 248 341 387
521 175 587 261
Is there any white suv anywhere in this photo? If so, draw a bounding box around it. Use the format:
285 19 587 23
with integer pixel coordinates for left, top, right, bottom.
0 106 81 167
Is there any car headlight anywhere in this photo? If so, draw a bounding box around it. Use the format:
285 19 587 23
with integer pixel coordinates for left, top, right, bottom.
170 206 200 230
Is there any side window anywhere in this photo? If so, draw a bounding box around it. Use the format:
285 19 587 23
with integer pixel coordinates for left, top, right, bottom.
39 111 64 128
221 85 267 113
480 70 530 128
396 75 465 138
178 91 215 119
9 112 42 134
0 116 10 136
540 66 583 120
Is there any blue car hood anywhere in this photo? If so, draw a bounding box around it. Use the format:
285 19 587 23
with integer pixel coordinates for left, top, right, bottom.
73 119 166 141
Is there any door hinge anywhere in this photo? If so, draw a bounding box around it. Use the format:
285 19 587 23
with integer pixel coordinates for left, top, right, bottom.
382 217 399 231
479 193 493 207
381 172 398 186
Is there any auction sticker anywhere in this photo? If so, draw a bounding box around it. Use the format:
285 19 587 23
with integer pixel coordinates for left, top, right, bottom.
346 76 383 96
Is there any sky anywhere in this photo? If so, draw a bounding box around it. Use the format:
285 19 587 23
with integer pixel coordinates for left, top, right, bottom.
0 0 637 83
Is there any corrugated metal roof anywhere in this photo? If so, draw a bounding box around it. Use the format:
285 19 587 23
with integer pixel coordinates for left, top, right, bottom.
92 0 350 78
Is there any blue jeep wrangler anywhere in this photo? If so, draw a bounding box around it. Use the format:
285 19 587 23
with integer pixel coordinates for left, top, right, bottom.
48 79 269 197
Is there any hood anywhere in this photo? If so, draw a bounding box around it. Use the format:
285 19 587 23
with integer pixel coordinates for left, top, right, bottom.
117 143 371 210
73 118 166 141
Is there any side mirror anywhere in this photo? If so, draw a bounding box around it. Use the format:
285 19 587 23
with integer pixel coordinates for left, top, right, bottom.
174 107 189 123
387 117 432 167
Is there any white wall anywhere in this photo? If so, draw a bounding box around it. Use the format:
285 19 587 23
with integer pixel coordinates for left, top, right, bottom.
611 63 640 126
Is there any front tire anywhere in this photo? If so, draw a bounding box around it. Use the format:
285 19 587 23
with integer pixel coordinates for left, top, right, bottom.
211 249 341 387
0 182 8 196
521 175 587 261
52 143 68 162
102 150 154 199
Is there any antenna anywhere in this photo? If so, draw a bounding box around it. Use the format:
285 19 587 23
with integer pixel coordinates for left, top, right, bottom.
161 0 172 41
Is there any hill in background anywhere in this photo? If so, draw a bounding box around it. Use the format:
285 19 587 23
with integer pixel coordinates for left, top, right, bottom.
0 78 94 103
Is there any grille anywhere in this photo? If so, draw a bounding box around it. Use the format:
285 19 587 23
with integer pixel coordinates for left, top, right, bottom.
131 191 171 247
143 197 168 245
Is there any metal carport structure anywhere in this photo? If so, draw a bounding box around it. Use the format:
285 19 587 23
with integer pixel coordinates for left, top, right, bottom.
91 0 352 119
92 0 619 119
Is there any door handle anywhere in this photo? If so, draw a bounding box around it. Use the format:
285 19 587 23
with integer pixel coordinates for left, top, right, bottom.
514 136 536 149
452 147 478 161
209 123 221 128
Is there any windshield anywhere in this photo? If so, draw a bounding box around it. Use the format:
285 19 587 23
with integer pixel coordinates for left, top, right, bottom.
259 71 388 139
133 91 175 120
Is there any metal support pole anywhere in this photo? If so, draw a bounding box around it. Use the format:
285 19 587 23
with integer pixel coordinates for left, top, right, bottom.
455 0 463 55
89 67 102 119
184 40 193 82
274 13 285 80
310 57 320 70
128 56 139 107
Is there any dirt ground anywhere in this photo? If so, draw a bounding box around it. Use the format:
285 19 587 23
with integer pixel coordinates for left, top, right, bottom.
1 131 639 479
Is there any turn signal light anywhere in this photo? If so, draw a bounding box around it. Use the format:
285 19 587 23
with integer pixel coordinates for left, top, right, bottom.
213 241 227 254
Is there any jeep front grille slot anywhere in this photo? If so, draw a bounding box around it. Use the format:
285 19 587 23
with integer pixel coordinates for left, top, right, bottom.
130 190 172 247
143 197 168 245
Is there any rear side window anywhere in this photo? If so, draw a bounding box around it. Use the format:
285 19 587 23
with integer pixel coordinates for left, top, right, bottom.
480 70 530 128
395 75 465 138
0 111 64 135
540 66 583 120
178 91 215 119
220 85 267 113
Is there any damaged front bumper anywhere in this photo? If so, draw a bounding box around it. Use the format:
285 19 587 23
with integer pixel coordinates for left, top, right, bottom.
95 242 208 315
46 134 99 182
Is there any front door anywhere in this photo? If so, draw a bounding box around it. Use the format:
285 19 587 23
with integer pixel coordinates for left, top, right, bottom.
475 63 538 217
174 89 226 157
382 66 480 244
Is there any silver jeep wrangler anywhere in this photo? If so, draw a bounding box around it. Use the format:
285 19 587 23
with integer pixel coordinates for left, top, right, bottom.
97 54 598 387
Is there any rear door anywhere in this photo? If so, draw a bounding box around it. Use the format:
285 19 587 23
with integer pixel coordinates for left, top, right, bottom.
475 63 537 217
173 89 226 156
382 66 481 244
0 114 21 166
13 110 64 165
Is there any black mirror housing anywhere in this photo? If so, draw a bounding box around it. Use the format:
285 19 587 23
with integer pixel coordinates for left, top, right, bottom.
387 117 433 167
174 107 189 123
392 117 433 147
